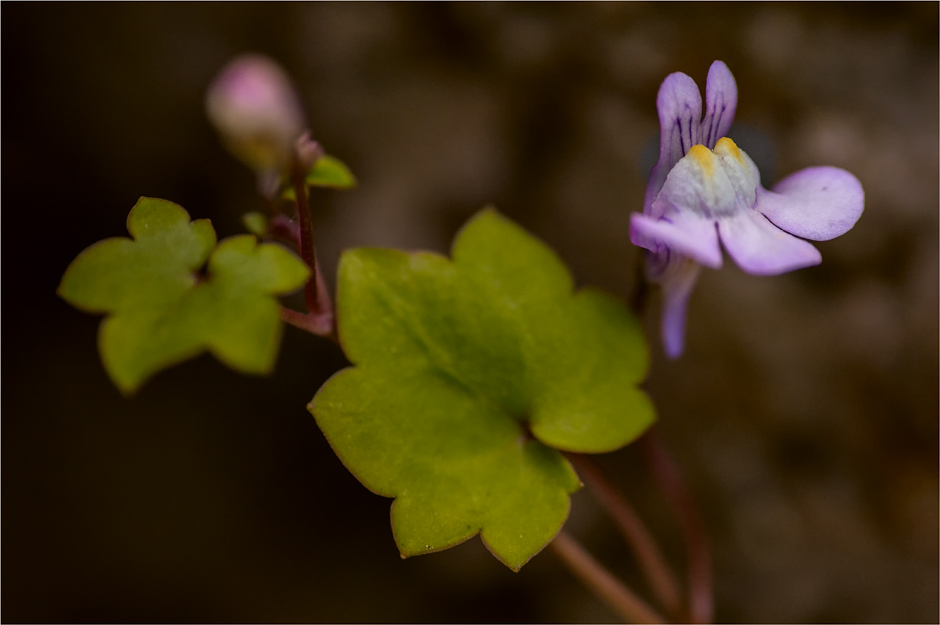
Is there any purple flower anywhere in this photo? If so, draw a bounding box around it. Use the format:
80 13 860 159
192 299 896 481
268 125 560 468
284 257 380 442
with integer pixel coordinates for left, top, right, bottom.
631 61 864 358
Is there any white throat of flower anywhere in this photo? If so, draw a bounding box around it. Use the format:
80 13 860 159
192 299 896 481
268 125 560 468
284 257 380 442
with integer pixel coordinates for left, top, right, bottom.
652 137 760 220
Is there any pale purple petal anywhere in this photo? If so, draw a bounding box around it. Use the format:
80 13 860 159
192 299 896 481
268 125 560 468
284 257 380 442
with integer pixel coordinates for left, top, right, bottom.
631 212 722 269
659 258 702 358
700 61 737 149
644 72 702 215
757 166 864 241
718 210 821 275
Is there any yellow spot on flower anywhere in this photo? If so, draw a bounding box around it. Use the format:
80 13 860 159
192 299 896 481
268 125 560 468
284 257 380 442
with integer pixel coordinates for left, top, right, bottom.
687 144 715 178
715 137 745 165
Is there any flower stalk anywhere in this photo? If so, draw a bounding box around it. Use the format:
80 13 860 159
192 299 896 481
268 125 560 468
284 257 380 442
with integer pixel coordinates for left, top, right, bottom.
551 530 668 624
285 149 335 338
642 430 713 624
567 453 683 620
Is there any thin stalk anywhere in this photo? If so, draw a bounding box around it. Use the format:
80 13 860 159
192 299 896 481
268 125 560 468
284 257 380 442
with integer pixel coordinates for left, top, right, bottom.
289 157 332 319
566 454 683 619
642 430 713 624
550 530 667 624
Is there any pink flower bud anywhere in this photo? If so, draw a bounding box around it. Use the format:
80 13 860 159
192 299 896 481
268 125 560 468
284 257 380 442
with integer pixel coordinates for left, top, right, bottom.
206 54 306 174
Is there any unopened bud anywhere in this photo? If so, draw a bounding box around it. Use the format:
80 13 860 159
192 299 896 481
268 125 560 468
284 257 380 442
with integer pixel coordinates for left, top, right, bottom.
295 133 324 172
206 54 306 174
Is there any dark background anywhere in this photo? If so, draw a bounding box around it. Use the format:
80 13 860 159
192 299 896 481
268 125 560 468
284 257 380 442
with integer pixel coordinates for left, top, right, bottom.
4 3 938 622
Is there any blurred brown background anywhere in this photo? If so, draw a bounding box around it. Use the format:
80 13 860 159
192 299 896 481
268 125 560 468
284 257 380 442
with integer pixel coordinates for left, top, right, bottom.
4 3 938 622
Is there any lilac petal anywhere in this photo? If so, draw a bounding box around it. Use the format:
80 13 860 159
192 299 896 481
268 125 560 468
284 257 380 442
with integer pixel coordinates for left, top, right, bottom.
659 258 702 359
644 72 703 215
700 61 737 149
757 166 864 241
718 209 821 275
631 212 722 269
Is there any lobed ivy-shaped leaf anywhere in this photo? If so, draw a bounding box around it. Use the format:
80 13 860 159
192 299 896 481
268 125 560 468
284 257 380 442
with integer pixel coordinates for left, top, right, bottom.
58 197 310 395
310 208 655 571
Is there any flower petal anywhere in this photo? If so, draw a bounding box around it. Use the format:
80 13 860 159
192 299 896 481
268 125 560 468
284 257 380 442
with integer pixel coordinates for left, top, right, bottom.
718 209 821 275
757 167 864 241
644 72 702 215
631 212 722 269
700 61 737 149
659 257 702 359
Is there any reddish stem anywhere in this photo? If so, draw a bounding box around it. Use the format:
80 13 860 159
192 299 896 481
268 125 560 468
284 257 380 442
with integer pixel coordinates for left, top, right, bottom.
567 453 683 619
280 306 336 340
642 430 713 624
550 530 668 624
290 157 332 320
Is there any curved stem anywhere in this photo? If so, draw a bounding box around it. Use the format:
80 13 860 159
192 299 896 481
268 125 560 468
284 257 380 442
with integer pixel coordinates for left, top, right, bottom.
567 454 683 619
642 430 713 624
550 530 668 624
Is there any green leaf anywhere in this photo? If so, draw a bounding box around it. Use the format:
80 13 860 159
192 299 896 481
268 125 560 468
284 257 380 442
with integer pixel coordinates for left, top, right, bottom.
242 211 268 237
310 208 654 570
281 153 357 200
58 197 310 395
307 154 356 188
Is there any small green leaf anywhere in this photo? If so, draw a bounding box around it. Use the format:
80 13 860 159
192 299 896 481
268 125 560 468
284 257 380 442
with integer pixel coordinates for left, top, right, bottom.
307 154 356 188
242 211 268 237
282 153 357 200
58 197 309 394
310 208 654 570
